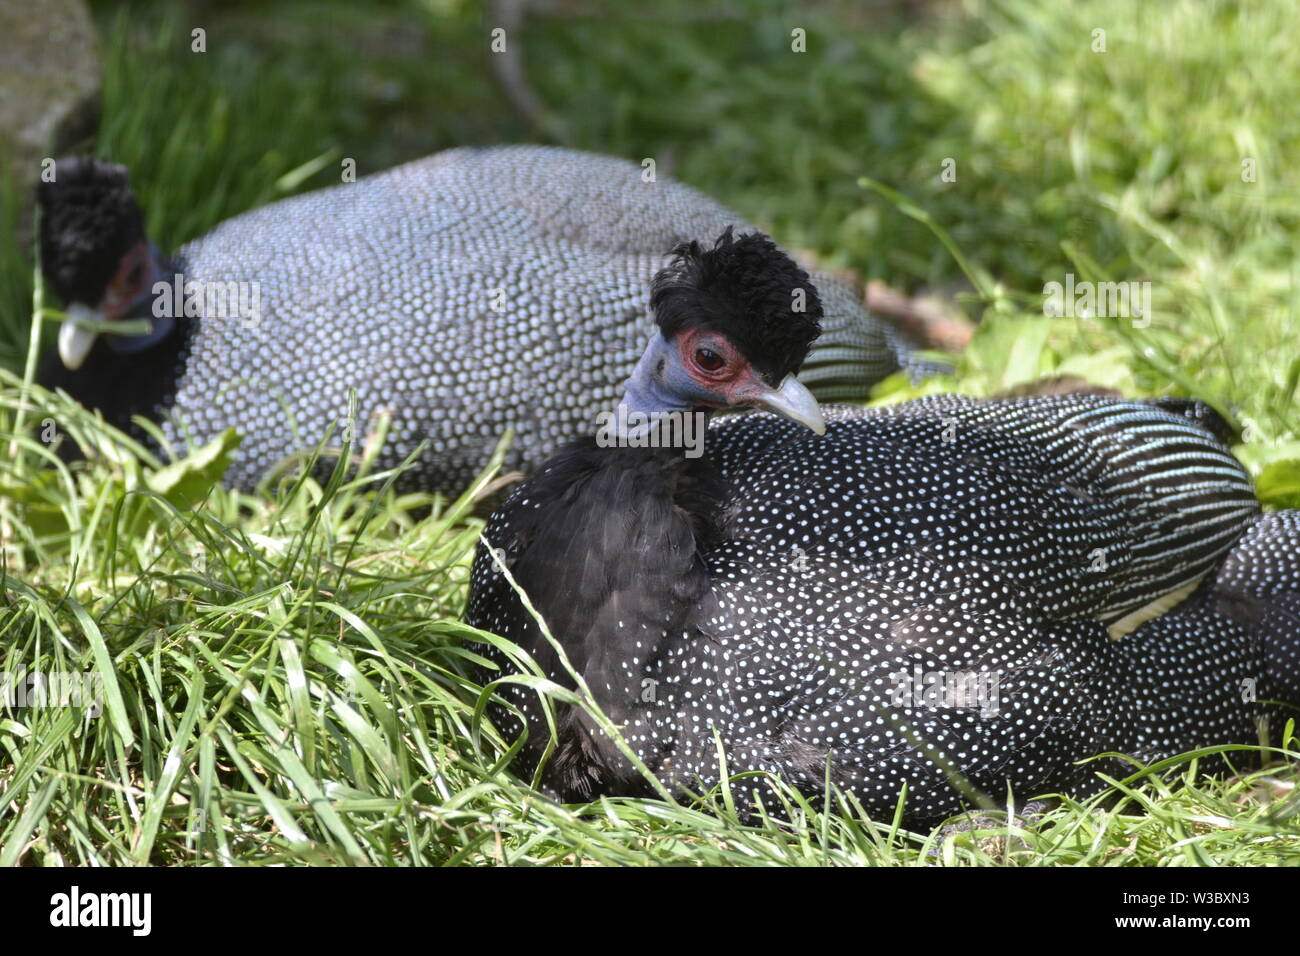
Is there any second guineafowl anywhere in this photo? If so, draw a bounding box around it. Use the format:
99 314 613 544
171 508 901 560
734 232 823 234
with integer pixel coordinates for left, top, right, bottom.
465 229 1295 826
35 146 917 494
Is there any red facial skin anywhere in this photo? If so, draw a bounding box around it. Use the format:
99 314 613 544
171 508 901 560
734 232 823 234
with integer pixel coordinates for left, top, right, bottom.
675 327 772 407
100 239 152 318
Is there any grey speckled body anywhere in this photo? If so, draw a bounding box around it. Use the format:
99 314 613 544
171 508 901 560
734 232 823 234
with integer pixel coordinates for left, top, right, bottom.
160 146 905 492
468 396 1291 824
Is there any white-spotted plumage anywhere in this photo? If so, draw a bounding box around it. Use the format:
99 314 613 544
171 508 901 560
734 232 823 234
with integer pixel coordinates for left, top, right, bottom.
157 146 906 491
467 396 1294 825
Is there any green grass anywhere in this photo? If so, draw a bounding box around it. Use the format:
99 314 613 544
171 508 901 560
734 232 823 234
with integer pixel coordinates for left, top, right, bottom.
1 0 1299 865
2 378 1297 865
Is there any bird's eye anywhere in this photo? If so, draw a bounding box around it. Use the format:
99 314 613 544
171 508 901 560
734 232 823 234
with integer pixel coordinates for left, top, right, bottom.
695 347 725 372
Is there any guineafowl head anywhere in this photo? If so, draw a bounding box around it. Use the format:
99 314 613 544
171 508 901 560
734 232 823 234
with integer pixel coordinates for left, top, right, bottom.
37 157 173 370
620 227 826 433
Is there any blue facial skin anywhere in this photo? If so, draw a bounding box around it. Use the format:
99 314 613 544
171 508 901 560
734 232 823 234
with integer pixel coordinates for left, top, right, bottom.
620 333 722 418
105 242 174 355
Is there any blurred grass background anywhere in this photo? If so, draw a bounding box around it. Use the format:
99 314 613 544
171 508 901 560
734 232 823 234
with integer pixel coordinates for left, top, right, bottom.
1 0 1298 865
5 0 1299 481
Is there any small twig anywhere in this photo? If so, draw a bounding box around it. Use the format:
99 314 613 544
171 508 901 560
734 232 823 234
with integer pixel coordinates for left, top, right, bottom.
795 247 976 353
489 0 567 140
865 279 975 353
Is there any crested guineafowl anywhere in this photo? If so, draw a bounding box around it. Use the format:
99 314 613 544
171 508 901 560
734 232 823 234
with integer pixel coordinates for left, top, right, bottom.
465 228 1298 826
35 146 921 494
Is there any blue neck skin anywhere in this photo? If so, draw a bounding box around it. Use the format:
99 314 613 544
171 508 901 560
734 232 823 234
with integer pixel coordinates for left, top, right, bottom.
620 333 704 413
616 333 713 438
106 242 176 355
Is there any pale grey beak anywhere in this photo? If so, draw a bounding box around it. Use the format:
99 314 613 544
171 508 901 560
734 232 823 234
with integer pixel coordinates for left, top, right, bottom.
753 374 825 435
58 304 102 371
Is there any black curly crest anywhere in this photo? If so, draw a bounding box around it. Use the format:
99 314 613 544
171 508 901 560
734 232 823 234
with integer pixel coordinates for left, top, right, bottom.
649 227 823 383
37 157 145 306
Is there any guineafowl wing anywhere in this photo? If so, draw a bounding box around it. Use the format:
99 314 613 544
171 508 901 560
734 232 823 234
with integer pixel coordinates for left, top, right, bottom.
705 395 1259 627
